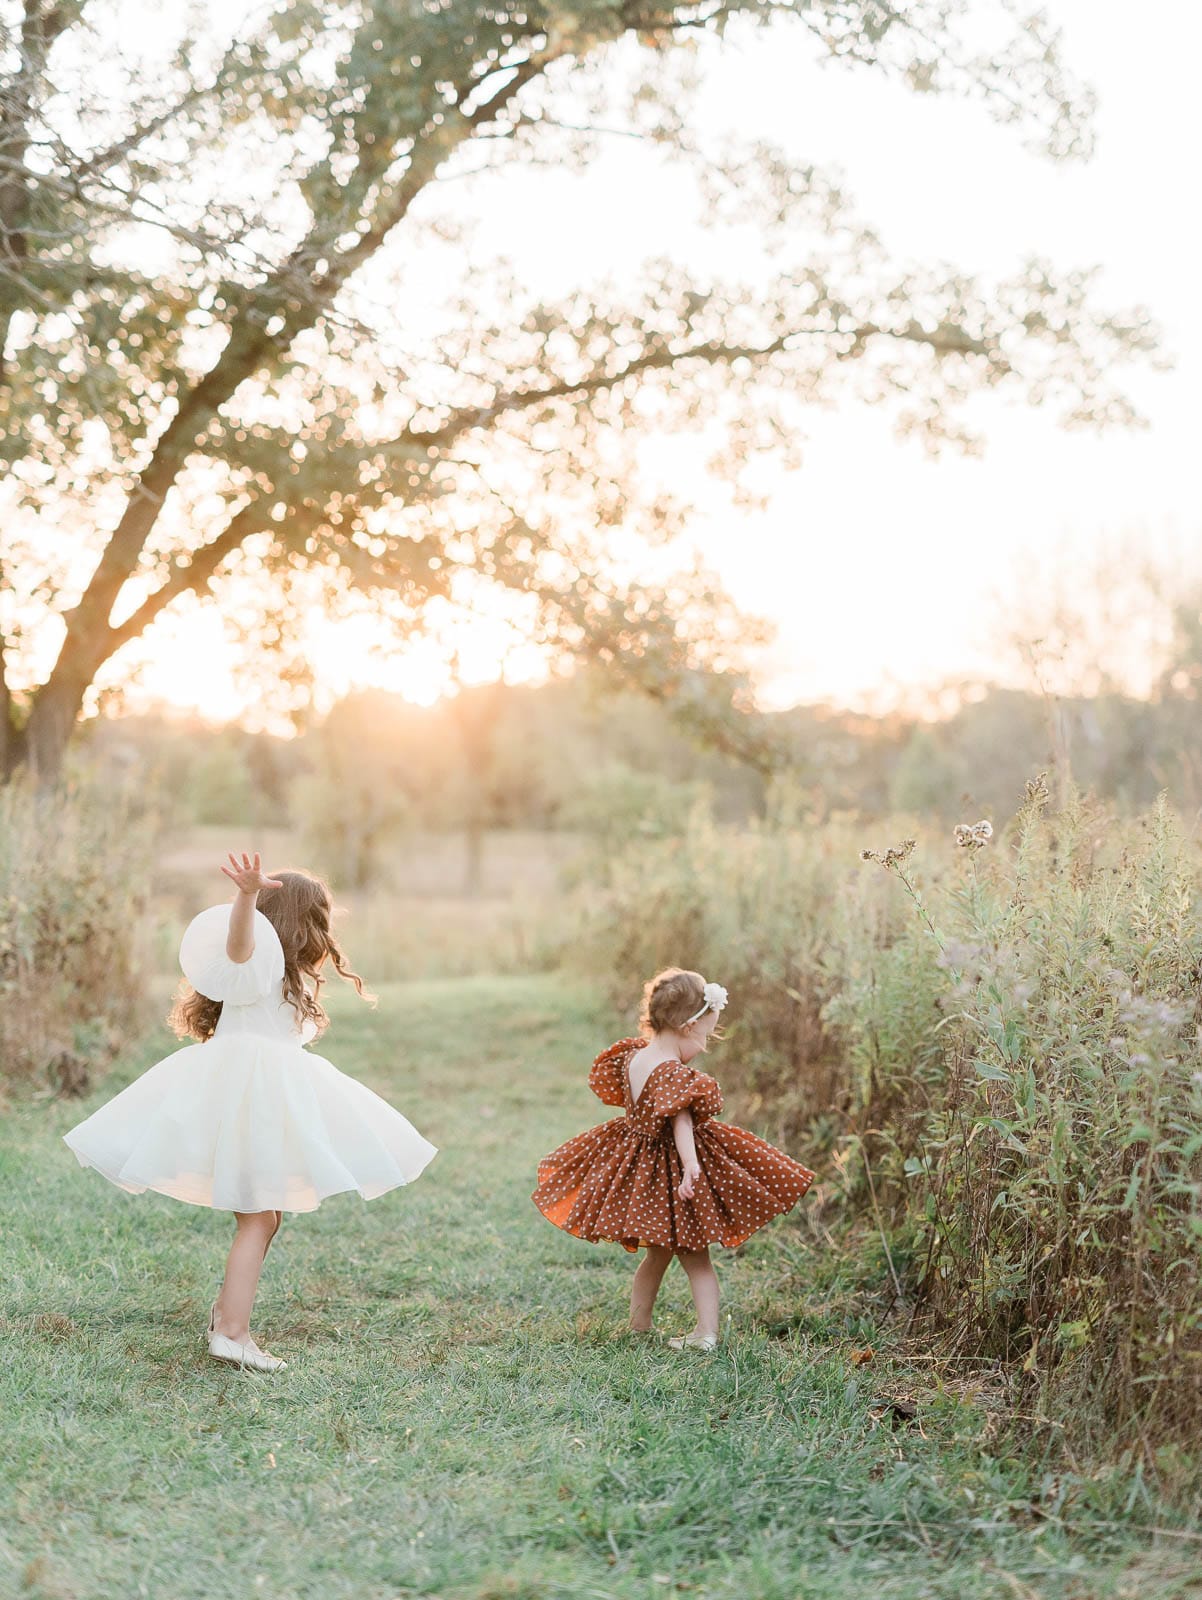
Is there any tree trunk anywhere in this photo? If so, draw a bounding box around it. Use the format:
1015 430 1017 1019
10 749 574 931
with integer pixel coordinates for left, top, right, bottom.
17 675 89 782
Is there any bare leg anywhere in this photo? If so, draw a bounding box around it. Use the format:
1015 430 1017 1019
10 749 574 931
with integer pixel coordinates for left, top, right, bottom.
630 1245 674 1332
262 1210 283 1258
676 1248 720 1342
214 1211 279 1343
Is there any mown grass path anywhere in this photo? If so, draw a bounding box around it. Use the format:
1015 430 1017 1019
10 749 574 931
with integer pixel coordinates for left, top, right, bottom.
2 977 1197 1599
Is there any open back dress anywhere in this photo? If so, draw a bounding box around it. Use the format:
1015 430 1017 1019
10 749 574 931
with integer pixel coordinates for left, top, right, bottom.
532 1037 814 1252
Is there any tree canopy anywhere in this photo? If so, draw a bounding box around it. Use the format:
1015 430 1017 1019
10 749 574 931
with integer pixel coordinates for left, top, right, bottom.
0 0 1160 777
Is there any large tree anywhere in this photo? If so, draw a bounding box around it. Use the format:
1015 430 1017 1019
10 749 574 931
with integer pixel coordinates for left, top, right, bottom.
0 0 1159 778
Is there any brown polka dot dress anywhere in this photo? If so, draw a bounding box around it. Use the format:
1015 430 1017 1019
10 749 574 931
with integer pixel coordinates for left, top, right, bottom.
531 1038 815 1252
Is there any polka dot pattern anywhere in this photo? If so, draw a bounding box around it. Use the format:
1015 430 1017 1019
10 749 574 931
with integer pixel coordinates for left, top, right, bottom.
531 1038 816 1253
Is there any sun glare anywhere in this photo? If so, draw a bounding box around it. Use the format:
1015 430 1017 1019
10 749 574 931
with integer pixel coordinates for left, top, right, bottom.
112 597 552 728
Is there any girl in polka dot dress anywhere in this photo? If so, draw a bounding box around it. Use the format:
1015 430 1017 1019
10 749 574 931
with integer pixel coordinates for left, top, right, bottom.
532 968 815 1349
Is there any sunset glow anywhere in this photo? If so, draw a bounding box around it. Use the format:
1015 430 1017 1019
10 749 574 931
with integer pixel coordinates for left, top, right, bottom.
103 598 555 730
12 1 1199 737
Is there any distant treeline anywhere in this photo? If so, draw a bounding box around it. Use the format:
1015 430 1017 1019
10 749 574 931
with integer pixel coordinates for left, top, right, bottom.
80 667 1202 849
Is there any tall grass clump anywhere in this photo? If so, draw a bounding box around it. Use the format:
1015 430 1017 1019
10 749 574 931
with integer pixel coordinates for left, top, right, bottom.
579 783 1202 1455
574 797 913 1148
846 779 1202 1455
0 776 152 1096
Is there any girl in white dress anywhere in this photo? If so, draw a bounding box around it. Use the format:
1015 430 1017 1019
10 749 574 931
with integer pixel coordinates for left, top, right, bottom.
64 853 437 1372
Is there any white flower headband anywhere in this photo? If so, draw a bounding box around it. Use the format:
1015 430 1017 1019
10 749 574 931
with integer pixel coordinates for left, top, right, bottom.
684 981 729 1025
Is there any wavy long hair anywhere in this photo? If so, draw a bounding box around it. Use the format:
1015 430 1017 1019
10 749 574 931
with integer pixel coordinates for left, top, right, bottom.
168 869 371 1043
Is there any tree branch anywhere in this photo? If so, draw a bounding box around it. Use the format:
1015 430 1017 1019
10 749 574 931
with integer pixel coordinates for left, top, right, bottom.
401 314 994 452
54 75 227 185
41 47 554 689
100 513 275 660
100 308 1000 666
405 332 798 450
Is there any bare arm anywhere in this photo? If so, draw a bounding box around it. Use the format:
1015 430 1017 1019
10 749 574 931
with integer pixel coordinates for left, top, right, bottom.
219 852 282 964
673 1110 701 1199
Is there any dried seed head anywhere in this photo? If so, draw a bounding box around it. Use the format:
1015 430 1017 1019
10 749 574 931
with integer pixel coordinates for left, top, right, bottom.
860 838 917 870
954 819 993 851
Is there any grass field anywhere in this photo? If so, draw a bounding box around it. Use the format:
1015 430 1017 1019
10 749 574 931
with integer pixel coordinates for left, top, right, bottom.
3 976 1200 1600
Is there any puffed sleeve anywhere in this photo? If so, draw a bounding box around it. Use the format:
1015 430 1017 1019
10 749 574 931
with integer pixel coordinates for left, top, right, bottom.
179 903 286 1006
588 1038 640 1106
650 1062 724 1123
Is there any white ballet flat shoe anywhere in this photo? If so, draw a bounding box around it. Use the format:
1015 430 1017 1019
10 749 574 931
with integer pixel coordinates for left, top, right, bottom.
667 1332 719 1352
207 1331 287 1373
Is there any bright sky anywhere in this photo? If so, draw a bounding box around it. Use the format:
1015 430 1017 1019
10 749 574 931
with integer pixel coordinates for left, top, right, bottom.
110 1 1200 723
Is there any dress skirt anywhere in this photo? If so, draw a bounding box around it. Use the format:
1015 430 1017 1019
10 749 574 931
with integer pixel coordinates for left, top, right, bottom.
64 1034 437 1213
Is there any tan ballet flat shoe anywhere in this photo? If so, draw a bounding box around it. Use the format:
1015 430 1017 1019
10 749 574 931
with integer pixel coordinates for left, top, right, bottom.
208 1331 287 1373
667 1332 719 1352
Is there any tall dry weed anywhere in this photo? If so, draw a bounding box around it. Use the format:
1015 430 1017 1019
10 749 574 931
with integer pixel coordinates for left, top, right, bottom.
575 801 909 1144
852 782 1202 1452
0 776 152 1095
578 784 1202 1451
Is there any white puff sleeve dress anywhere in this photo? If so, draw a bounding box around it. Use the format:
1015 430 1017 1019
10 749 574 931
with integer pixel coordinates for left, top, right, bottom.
63 903 437 1212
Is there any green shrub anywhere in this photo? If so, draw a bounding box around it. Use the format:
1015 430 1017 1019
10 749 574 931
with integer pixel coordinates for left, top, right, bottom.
0 776 152 1095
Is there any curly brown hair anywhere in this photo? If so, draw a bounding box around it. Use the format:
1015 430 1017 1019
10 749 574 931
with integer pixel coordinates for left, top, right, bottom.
639 968 710 1035
168 869 371 1043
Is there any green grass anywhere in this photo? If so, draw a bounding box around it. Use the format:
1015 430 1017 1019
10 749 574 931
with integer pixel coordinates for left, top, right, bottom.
2 976 1198 1600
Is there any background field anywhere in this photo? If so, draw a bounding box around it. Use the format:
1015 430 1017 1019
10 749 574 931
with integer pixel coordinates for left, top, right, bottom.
156 825 580 981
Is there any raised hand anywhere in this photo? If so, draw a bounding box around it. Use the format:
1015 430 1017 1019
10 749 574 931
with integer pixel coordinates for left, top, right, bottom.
220 852 283 896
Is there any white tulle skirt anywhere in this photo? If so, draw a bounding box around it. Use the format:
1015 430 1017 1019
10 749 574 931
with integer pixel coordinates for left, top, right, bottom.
64 1037 438 1213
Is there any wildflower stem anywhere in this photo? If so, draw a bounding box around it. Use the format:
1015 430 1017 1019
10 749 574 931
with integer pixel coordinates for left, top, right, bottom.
892 868 947 955
859 1140 905 1304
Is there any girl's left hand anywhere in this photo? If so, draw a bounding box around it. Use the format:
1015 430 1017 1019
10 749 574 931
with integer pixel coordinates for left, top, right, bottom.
678 1162 701 1200
220 852 283 896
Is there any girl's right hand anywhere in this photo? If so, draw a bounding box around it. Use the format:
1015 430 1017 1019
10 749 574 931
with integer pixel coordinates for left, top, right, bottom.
678 1161 701 1200
220 852 283 896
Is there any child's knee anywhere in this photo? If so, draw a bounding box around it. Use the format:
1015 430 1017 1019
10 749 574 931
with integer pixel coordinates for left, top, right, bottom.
236 1209 278 1237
